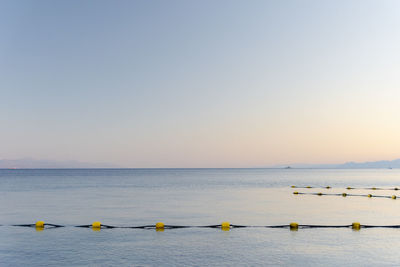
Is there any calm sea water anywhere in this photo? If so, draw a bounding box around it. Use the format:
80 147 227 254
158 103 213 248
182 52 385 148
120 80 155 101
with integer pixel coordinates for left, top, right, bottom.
1 168 400 266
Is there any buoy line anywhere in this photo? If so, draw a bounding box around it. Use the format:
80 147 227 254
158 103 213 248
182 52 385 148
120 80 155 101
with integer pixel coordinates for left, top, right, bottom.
293 192 397 199
6 221 400 231
291 186 400 190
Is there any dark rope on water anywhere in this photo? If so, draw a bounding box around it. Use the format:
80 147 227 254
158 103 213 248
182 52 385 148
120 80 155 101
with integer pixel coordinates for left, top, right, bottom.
291 186 400 191
13 223 64 228
293 192 398 199
8 223 400 229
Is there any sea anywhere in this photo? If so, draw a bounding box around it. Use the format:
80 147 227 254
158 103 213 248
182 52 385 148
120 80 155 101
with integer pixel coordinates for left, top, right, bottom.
1 168 400 266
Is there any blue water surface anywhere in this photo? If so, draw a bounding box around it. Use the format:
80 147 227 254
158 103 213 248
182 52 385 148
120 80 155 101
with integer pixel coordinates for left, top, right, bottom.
1 168 400 266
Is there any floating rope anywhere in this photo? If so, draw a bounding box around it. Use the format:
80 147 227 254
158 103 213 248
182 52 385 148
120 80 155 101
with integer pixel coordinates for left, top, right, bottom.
292 191 397 199
7 221 400 231
291 186 400 190
13 223 64 228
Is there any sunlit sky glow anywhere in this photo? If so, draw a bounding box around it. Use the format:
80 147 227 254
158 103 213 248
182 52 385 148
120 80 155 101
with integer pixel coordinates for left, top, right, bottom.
1 0 400 167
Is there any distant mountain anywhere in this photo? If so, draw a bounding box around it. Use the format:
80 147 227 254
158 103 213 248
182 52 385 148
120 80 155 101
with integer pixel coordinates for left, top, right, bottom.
2 158 400 169
274 159 400 169
337 159 400 169
0 158 119 169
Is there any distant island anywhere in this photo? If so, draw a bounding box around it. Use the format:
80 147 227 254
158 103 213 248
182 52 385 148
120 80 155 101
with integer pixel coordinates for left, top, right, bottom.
276 159 400 169
1 158 400 169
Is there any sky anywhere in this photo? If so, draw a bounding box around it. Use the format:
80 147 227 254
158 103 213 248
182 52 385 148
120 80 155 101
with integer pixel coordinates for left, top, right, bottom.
1 0 400 168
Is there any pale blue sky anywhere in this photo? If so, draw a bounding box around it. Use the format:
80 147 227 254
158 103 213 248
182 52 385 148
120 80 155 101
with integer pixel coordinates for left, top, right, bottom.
1 0 400 167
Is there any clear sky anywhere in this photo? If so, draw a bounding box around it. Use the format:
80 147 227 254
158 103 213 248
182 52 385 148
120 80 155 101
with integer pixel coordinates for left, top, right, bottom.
1 0 400 168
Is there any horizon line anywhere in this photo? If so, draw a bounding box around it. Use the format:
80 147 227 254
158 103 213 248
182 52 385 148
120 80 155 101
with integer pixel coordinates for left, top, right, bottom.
0 167 398 170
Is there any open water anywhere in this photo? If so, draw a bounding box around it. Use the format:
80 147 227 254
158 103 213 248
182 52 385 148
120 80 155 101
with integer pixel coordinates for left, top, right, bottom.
1 168 400 266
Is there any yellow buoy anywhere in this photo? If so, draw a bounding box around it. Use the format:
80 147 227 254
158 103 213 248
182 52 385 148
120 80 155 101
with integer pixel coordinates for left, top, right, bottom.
156 222 165 230
35 221 44 229
392 195 397 199
326 186 331 189
293 191 299 195
372 187 377 190
290 222 298 231
221 222 230 231
346 187 352 190
35 221 44 228
352 222 361 230
342 193 347 197
306 186 312 189
92 221 101 229
291 186 296 188
367 194 372 198
317 192 322 196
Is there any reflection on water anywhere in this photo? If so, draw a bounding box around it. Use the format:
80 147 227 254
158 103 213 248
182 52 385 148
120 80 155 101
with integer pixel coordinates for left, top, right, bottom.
1 169 400 266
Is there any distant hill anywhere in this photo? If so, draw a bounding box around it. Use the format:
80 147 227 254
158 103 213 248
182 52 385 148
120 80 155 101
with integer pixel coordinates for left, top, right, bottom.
0 158 119 169
336 159 400 169
274 159 400 169
2 158 400 169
